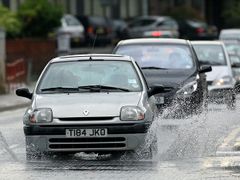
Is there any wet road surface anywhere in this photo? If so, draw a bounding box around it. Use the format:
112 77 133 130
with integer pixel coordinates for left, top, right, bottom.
1 102 240 180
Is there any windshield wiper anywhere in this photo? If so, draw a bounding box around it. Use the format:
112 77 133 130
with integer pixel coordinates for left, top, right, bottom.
78 85 130 92
41 87 79 92
141 66 168 70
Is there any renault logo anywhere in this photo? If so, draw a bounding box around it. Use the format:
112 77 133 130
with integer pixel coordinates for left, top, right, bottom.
83 110 89 116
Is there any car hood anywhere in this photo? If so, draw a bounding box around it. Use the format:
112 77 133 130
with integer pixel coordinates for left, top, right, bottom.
142 69 196 88
206 66 230 81
34 92 142 117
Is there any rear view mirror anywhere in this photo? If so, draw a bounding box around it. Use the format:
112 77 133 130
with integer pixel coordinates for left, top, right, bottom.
199 65 212 73
16 88 32 99
232 62 240 68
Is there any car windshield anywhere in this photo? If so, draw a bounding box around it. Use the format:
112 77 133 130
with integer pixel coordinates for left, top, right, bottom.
116 44 194 69
224 42 240 55
229 55 240 64
193 44 227 65
37 61 142 93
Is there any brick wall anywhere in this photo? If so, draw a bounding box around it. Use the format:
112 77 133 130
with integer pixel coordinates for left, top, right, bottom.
6 38 57 81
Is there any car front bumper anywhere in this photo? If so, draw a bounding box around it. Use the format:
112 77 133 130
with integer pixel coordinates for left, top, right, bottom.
208 85 234 103
24 123 150 153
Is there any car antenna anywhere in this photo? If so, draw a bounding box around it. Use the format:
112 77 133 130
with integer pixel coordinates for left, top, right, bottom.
91 34 97 54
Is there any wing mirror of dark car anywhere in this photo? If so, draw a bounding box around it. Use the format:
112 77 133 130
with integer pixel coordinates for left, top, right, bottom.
231 62 240 68
148 85 171 97
199 65 212 73
16 88 32 100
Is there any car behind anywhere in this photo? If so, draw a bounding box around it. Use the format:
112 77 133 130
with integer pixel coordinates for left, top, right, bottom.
219 29 240 40
192 41 236 109
76 16 114 46
113 38 211 118
127 16 179 39
177 19 218 40
57 14 85 47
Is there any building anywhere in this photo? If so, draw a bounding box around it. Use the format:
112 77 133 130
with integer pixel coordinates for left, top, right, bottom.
0 0 226 29
0 0 148 20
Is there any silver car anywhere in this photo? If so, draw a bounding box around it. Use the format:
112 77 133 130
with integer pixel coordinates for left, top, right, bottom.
16 54 164 159
192 41 236 109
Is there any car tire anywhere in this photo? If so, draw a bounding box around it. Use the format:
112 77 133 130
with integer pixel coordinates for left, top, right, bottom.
139 136 158 160
227 94 236 110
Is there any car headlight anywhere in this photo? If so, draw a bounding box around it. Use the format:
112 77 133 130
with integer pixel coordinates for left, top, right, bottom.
212 76 233 86
176 81 198 95
234 75 240 81
27 108 53 123
120 106 145 121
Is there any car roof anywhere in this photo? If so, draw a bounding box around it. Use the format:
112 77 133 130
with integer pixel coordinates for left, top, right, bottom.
220 29 240 33
137 15 171 20
117 38 189 45
191 40 224 46
50 54 133 63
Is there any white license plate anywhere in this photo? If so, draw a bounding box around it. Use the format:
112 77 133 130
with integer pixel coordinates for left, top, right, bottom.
156 96 164 104
66 128 107 137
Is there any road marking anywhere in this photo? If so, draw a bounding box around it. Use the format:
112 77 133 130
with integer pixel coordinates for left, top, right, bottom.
216 151 240 156
218 127 240 150
0 131 18 161
203 156 240 168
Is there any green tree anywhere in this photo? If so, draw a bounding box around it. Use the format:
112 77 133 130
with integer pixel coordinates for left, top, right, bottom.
222 1 240 28
0 5 22 38
18 0 63 38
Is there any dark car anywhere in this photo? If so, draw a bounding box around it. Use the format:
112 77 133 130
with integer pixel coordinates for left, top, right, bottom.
127 16 179 39
177 19 218 40
113 38 211 118
112 19 129 42
76 16 114 46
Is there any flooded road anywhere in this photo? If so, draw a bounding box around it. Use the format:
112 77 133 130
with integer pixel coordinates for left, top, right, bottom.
1 102 240 180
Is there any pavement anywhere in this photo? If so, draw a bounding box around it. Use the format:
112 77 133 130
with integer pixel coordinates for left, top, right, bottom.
0 82 35 112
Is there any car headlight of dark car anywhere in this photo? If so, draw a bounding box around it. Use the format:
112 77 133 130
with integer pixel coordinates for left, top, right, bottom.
24 108 53 124
176 80 198 96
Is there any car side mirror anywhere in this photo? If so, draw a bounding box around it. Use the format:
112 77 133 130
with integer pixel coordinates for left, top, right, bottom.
232 62 240 68
199 65 212 73
16 88 32 100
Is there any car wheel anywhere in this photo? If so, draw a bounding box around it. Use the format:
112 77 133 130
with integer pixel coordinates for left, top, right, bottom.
139 136 158 160
227 94 236 110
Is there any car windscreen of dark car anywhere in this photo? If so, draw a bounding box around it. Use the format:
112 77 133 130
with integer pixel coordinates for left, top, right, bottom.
115 44 194 70
37 60 142 93
193 44 227 66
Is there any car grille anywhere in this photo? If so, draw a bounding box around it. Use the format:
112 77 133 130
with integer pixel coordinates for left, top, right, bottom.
48 137 126 150
58 117 115 121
